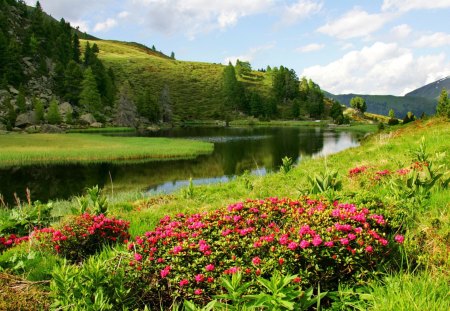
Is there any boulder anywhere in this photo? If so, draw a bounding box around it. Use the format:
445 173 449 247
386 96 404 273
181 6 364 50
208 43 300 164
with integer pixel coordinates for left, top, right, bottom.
15 111 36 127
0 123 6 131
25 125 41 133
41 124 63 133
91 122 103 128
58 102 73 116
79 113 96 125
8 86 19 95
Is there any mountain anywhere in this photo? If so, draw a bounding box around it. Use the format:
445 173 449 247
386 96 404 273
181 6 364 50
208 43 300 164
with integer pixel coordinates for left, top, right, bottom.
324 93 436 118
405 76 450 99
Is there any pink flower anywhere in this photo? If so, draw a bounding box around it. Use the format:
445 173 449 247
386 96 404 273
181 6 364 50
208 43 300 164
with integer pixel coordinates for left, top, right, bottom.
312 235 322 246
394 235 405 244
194 289 203 295
179 279 189 287
348 233 356 240
365 245 373 253
340 238 349 245
195 274 205 283
324 241 334 247
379 238 388 246
172 245 183 254
160 266 171 278
134 253 143 261
205 264 215 271
299 240 310 249
252 257 261 265
279 234 289 245
288 242 298 250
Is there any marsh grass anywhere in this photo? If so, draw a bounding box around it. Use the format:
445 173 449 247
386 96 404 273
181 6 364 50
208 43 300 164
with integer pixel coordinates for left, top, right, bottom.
66 127 136 133
0 134 213 167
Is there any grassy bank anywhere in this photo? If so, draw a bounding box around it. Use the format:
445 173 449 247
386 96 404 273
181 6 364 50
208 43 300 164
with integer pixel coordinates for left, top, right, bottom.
0 133 213 167
66 127 136 133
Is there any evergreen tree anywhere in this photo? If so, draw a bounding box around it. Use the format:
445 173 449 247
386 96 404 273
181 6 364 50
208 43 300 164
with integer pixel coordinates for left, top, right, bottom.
79 67 102 113
83 41 92 66
160 84 173 123
16 84 27 113
249 92 263 117
137 90 160 122
0 30 8 79
72 33 81 63
114 81 137 127
170 51 175 59
33 97 44 124
222 63 242 112
437 88 449 117
64 60 83 105
47 98 61 124
2 95 16 130
330 100 343 123
307 80 324 118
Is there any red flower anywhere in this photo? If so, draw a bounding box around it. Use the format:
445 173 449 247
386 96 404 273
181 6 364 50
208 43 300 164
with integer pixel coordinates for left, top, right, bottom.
252 256 261 265
179 279 189 287
194 289 203 295
205 264 215 271
394 235 404 244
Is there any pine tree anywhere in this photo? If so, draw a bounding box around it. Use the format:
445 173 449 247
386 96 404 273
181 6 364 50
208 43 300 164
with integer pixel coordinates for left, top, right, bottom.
83 42 92 66
47 98 61 124
137 90 160 122
64 60 83 105
330 100 343 123
16 84 27 113
79 67 102 113
437 88 449 118
389 109 395 119
72 33 81 63
33 97 44 124
160 84 173 123
2 95 16 130
170 51 175 59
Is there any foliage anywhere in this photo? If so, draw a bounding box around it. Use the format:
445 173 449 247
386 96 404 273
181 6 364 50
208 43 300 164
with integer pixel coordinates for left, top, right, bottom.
33 97 44 124
182 178 195 199
122 197 401 308
436 87 449 118
74 185 108 216
307 170 342 194
46 98 61 124
350 97 367 113
79 67 102 113
280 156 294 174
32 213 130 262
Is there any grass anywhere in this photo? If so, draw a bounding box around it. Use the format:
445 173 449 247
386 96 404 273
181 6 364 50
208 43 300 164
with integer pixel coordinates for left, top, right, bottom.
229 119 329 127
66 127 136 133
0 133 213 167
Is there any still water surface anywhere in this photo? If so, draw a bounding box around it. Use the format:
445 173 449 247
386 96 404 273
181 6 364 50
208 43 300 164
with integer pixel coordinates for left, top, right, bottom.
0 127 363 204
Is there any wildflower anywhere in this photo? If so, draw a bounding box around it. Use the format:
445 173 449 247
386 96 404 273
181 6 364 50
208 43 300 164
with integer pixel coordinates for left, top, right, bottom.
279 234 289 245
160 266 171 278
288 241 298 250
293 277 302 283
348 233 356 240
299 240 310 249
252 257 261 265
365 245 373 253
278 258 285 265
394 235 405 244
194 289 203 295
179 279 189 287
312 235 322 246
205 264 215 271
195 274 205 283
340 238 349 245
324 241 334 247
134 253 143 261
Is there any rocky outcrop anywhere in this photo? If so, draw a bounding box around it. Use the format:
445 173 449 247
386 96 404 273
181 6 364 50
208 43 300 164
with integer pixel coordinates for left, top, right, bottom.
79 113 97 126
15 111 36 127
40 124 63 133
58 102 73 117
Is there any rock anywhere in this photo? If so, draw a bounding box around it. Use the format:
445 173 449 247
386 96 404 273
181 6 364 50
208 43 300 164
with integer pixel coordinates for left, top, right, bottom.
9 86 19 94
25 125 41 133
79 113 97 125
58 102 73 116
0 123 6 131
12 127 22 132
91 122 103 128
41 124 63 133
15 111 36 127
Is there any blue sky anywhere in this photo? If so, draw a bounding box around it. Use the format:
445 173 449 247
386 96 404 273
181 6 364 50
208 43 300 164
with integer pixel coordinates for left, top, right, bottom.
26 0 450 95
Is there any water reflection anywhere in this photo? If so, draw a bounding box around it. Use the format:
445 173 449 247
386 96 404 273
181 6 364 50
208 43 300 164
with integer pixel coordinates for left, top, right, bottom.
0 127 363 204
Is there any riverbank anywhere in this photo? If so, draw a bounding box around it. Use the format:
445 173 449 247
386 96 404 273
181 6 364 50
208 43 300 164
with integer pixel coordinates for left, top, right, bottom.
0 133 213 167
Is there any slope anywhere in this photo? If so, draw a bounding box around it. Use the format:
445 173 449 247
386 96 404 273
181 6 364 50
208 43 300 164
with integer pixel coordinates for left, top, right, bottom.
83 39 273 121
405 76 450 99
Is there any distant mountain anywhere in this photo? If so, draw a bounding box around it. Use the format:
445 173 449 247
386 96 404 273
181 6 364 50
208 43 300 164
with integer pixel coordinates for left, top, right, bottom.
324 92 436 117
405 76 450 99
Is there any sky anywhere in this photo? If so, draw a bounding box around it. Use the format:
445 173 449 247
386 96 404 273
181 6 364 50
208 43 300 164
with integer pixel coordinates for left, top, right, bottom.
25 0 450 96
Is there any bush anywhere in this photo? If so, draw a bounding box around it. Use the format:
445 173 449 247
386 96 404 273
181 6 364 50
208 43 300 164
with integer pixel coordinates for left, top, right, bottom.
388 118 399 126
32 213 130 262
123 197 402 308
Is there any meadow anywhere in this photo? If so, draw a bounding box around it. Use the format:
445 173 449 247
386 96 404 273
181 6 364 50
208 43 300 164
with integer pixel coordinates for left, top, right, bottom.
0 118 448 310
0 133 213 167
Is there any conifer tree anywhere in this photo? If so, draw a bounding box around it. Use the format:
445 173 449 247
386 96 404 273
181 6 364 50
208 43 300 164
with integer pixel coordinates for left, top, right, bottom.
16 84 27 113
437 88 449 118
47 98 61 124
64 60 83 105
33 97 44 124
160 84 173 123
79 67 102 113
72 33 81 63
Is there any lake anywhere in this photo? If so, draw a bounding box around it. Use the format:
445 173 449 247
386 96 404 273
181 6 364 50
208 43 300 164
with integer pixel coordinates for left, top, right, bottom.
0 126 364 204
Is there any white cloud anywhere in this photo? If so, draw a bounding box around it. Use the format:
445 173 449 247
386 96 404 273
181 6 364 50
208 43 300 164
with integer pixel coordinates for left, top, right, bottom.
281 0 323 25
382 0 450 12
130 0 274 37
390 24 412 39
296 43 324 52
223 44 275 65
317 8 393 39
414 32 450 48
302 42 450 95
93 18 117 32
340 43 354 50
118 11 130 19
70 20 90 33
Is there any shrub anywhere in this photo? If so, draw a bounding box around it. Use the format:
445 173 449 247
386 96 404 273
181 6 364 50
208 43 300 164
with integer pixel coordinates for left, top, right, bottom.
123 197 401 308
32 213 130 262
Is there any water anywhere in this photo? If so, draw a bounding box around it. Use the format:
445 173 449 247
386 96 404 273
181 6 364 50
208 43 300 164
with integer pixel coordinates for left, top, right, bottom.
0 126 363 204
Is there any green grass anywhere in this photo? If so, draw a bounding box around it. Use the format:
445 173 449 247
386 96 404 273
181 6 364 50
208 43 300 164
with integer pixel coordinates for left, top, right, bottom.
229 119 329 127
0 133 213 167
66 127 136 133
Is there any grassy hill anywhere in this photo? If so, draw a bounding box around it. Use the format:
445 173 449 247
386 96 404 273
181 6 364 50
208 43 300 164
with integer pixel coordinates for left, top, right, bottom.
324 92 436 117
405 76 450 99
84 40 272 121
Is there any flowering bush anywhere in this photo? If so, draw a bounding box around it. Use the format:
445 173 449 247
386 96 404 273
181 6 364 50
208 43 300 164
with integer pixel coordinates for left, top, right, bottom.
32 213 130 262
0 234 29 252
124 197 402 307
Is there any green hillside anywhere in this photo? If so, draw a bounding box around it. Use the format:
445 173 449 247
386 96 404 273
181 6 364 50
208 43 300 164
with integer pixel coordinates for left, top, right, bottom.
86 39 272 121
324 92 436 117
405 76 450 99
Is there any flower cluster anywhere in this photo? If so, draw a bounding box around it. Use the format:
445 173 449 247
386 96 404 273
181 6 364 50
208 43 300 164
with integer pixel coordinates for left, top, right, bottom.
0 234 29 252
349 166 367 176
125 197 401 303
32 213 130 262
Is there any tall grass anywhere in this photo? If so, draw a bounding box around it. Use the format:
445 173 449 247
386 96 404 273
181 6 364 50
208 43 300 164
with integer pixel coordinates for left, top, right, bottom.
0 133 213 167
